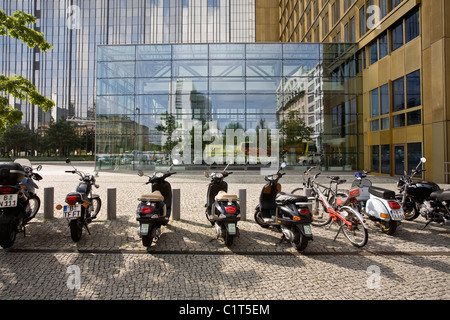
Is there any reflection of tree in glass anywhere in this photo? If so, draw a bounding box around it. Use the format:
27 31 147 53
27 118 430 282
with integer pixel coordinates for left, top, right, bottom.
280 111 313 148
155 112 181 161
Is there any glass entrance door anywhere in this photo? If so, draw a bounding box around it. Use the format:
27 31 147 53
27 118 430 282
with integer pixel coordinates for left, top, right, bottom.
394 145 405 175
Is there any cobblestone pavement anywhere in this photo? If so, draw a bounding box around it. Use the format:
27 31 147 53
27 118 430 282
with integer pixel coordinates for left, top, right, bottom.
0 162 449 301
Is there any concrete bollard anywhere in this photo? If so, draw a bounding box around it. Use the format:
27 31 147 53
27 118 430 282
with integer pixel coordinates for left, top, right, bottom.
43 187 54 219
172 189 181 221
107 188 117 220
239 189 247 221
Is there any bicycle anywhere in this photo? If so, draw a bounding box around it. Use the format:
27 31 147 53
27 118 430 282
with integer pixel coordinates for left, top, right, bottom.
293 170 369 248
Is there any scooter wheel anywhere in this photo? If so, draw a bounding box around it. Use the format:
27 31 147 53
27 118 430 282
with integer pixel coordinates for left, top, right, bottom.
254 208 269 228
0 222 17 249
142 234 152 247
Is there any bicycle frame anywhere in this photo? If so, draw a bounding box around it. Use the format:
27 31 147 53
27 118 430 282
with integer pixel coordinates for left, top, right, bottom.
315 184 353 229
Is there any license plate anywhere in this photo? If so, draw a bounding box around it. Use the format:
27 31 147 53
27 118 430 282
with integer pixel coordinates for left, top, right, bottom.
140 223 150 236
227 223 236 235
63 205 82 219
303 224 312 235
0 194 18 208
390 210 404 221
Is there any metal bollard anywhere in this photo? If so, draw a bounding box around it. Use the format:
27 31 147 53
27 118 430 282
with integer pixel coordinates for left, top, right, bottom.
44 187 54 219
172 189 181 221
107 188 117 220
239 189 247 221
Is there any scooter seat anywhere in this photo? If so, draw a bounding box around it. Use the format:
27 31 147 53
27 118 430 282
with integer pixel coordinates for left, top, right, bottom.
430 190 450 201
215 191 238 202
369 186 395 200
139 191 164 202
276 192 308 205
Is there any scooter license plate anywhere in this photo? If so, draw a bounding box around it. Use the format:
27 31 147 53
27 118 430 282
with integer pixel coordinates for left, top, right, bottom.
390 210 404 221
227 223 236 235
0 194 18 208
63 205 82 219
140 223 150 236
303 224 312 235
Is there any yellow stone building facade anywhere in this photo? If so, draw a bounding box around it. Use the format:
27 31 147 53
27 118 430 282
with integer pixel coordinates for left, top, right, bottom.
272 0 450 183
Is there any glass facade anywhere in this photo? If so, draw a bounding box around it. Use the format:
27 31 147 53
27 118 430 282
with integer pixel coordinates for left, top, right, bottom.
96 43 362 171
0 0 255 129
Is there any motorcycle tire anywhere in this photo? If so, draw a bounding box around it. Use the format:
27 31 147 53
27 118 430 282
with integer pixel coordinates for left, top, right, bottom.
404 203 420 221
69 219 83 242
0 222 17 249
26 195 41 222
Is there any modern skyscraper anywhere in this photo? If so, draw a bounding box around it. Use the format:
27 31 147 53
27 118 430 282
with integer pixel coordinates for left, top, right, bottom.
0 0 258 129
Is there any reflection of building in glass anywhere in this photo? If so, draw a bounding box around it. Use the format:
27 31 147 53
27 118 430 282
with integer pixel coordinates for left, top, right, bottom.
96 43 361 170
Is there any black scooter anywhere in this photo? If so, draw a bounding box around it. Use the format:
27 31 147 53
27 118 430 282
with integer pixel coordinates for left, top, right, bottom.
136 160 178 247
205 164 240 246
0 159 42 248
254 163 313 252
56 159 101 242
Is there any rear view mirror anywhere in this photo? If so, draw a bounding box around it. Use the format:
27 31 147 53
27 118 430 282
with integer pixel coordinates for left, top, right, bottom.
421 157 427 163
137 170 144 177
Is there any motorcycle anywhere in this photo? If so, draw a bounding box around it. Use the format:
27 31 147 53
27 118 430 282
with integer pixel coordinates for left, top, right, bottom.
205 163 240 246
136 160 178 247
56 159 101 242
254 163 313 252
396 157 440 221
397 157 450 228
0 159 42 248
352 171 405 235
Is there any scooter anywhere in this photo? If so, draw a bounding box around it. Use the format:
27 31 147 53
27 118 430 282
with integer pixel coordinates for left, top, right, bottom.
352 171 405 235
205 163 240 246
254 163 313 252
0 159 42 248
56 159 101 242
136 160 178 247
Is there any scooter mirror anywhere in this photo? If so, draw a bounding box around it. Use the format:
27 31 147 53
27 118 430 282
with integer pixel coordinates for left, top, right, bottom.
65 158 71 164
137 170 144 177
281 162 287 169
204 172 210 178
421 157 427 163
36 165 42 171
172 159 179 165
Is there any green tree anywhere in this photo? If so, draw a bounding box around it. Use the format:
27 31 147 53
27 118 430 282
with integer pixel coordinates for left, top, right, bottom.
42 118 79 157
0 124 40 156
0 9 54 132
155 112 180 160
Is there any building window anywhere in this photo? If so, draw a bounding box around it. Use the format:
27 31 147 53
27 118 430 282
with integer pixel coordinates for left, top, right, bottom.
359 5 366 38
379 31 388 59
406 69 421 108
380 83 389 115
381 144 391 174
405 7 420 42
393 114 405 127
393 76 405 112
372 145 380 172
370 40 378 64
407 110 421 126
371 119 379 131
391 20 403 51
381 117 390 130
407 142 422 176
371 88 379 117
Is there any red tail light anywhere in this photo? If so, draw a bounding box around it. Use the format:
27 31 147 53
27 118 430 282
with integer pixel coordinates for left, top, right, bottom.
66 196 77 206
0 187 15 194
388 201 401 210
225 206 237 214
299 208 310 215
141 206 153 214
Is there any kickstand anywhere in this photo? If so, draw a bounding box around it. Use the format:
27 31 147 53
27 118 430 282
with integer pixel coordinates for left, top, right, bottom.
83 222 91 235
333 225 343 242
421 220 432 230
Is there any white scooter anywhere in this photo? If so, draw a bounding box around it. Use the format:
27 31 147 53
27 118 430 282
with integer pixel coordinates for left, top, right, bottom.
352 171 405 235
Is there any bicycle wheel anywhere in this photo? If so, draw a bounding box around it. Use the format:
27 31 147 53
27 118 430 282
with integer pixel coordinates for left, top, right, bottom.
310 198 332 226
340 206 368 248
